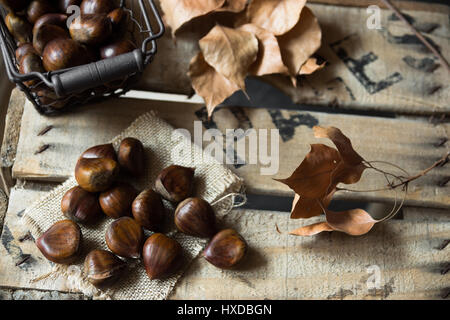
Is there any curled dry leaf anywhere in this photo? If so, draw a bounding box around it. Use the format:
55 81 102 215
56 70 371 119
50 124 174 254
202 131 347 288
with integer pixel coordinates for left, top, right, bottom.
216 0 248 13
247 0 307 36
199 25 259 91
290 189 334 219
299 57 326 75
289 222 333 236
278 7 322 77
188 52 240 117
160 0 225 35
239 24 289 76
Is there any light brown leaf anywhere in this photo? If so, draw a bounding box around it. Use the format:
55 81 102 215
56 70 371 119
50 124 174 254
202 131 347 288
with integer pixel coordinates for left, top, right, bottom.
289 222 333 236
275 144 340 198
216 0 247 12
299 57 326 75
247 0 307 36
199 25 259 91
325 208 378 236
313 126 365 166
160 0 225 35
290 189 334 219
278 7 322 76
188 52 240 117
238 24 289 76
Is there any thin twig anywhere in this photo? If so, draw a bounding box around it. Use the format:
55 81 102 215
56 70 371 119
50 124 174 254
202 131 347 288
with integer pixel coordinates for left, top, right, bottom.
380 0 450 73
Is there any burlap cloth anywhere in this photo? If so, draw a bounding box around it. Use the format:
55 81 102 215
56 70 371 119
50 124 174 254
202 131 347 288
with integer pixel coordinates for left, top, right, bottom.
22 112 244 300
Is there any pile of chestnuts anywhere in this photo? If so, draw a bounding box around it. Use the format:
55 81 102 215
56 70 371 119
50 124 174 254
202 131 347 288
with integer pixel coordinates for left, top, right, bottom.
2 0 137 108
35 138 248 288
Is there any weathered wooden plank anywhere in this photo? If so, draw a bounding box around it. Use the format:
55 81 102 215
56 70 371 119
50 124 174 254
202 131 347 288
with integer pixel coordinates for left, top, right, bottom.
0 184 448 299
308 0 450 13
140 3 449 115
12 97 450 208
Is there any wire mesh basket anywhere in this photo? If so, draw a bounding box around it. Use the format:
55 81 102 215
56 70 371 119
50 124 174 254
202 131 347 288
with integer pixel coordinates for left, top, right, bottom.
0 0 164 115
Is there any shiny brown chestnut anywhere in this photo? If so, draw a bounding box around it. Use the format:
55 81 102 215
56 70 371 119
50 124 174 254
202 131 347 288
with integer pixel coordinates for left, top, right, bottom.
105 217 144 259
15 43 37 62
107 8 128 35
19 53 45 86
142 233 182 280
33 24 68 55
69 14 112 45
75 157 119 192
36 87 67 109
27 0 55 24
132 189 165 231
174 197 217 238
203 229 247 269
99 182 138 219
0 0 29 12
117 137 145 177
80 0 116 15
100 39 136 60
42 38 90 71
80 143 117 161
84 249 126 287
155 165 195 203
61 185 103 224
58 0 81 12
36 219 82 264
5 13 32 44
33 13 67 35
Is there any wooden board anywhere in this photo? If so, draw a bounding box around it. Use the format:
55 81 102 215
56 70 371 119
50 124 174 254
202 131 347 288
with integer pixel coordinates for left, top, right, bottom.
309 0 450 13
0 183 448 299
140 3 450 115
12 97 450 209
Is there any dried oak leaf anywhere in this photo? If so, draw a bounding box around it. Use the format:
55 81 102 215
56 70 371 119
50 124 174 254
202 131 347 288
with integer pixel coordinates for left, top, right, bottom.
160 0 225 35
247 0 307 36
299 57 326 75
188 52 240 117
278 7 322 77
199 25 259 91
238 24 289 76
216 0 248 12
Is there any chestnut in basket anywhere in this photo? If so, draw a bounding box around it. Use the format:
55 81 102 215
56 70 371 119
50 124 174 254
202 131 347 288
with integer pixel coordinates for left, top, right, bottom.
174 197 217 238
0 0 29 13
75 156 119 192
107 8 128 36
42 38 90 71
36 219 82 264
132 189 165 232
155 165 195 203
33 13 68 35
100 39 136 60
61 186 103 224
99 182 138 219
80 0 117 15
19 53 45 86
36 87 68 109
142 233 182 280
84 249 126 287
69 14 112 46
5 13 32 44
105 216 144 259
203 229 247 269
58 0 82 13
15 43 38 63
27 0 55 24
33 24 69 55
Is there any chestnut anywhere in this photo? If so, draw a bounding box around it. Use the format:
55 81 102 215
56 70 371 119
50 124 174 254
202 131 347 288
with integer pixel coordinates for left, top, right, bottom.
0 0 29 13
33 24 68 55
100 39 136 60
105 216 144 259
174 197 217 238
5 13 32 44
58 0 81 12
69 14 112 45
74 157 119 192
27 0 55 24
19 53 45 86
33 13 68 35
142 233 182 280
61 185 103 224
99 182 138 219
36 87 67 109
15 43 38 62
80 143 117 161
80 0 117 15
131 189 165 232
36 219 82 264
107 8 128 36
42 38 90 71
155 165 195 203
84 249 126 287
117 137 145 177
203 229 247 269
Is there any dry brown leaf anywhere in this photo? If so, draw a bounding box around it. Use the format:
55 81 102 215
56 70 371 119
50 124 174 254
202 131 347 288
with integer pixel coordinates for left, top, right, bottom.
299 57 326 75
216 0 247 12
199 25 259 91
290 189 334 219
276 144 340 199
160 0 225 35
188 52 240 117
238 24 289 76
278 7 322 77
247 0 307 36
325 209 378 236
289 222 333 236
